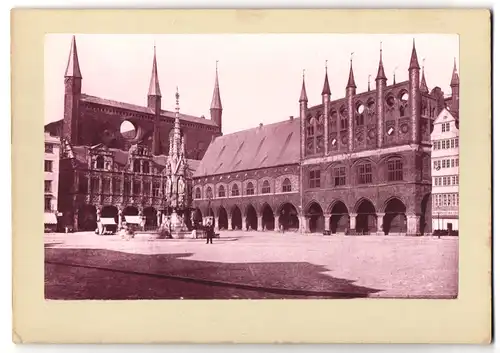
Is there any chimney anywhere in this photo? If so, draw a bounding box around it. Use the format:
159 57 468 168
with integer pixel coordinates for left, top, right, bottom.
259 123 263 128
289 116 294 120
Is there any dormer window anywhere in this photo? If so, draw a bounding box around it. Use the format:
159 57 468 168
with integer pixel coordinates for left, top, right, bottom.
133 159 141 173
143 161 150 174
96 156 105 169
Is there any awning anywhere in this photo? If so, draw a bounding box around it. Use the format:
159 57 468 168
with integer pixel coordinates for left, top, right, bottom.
100 218 116 225
124 215 142 224
44 213 58 225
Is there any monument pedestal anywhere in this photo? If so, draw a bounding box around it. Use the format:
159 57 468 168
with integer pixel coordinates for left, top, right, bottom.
169 210 194 239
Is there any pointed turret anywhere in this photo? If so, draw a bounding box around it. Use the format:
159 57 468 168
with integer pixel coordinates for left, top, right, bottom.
322 61 331 96
408 38 420 70
62 35 82 145
210 61 223 128
346 56 356 89
420 60 429 93
376 43 387 81
65 35 82 78
299 71 308 102
450 57 460 87
148 46 162 97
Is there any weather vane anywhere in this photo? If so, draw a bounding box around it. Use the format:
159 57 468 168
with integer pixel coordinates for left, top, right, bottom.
325 60 328 69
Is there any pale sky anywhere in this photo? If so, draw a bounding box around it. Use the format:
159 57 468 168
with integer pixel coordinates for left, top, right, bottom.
45 34 459 134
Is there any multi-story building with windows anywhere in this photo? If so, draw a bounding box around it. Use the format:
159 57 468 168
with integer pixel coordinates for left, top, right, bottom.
44 36 222 231
44 132 61 231
193 40 459 236
431 103 460 232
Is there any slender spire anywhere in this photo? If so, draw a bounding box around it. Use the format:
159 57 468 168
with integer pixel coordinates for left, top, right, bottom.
346 53 356 88
408 38 420 70
172 87 181 157
368 75 371 91
299 69 308 102
210 60 222 110
376 41 387 80
64 35 82 78
322 60 331 96
450 57 460 86
420 58 429 93
148 45 162 96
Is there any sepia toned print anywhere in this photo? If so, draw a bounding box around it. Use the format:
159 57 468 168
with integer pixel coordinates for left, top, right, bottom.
44 34 459 300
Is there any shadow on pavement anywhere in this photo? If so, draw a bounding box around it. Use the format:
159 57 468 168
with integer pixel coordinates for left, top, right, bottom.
45 248 381 300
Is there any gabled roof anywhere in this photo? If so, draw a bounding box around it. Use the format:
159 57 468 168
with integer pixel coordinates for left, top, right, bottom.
80 94 218 127
194 117 300 178
433 107 459 125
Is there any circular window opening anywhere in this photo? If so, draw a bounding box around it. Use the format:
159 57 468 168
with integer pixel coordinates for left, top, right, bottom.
357 103 365 114
120 120 137 140
400 92 409 102
386 96 395 107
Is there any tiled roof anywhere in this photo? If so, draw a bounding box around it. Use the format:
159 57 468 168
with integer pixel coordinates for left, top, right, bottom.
194 117 300 178
80 94 218 127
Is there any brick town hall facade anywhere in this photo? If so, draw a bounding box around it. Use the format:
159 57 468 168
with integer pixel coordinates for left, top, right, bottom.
46 37 459 235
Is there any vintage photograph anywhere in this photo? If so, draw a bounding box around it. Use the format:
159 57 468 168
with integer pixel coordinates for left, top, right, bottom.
43 33 459 300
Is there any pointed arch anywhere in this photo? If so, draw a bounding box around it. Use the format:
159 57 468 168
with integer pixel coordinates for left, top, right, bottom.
217 206 228 230
230 205 242 230
383 197 407 234
354 198 377 234
244 204 258 231
261 203 275 231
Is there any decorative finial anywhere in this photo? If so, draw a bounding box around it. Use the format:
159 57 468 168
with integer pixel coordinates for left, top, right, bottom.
380 41 382 51
423 57 426 69
216 60 219 72
302 69 305 78
368 74 372 91
175 86 180 112
350 52 354 63
325 60 328 70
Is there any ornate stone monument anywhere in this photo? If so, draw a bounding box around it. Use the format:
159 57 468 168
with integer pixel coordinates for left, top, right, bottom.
162 88 193 238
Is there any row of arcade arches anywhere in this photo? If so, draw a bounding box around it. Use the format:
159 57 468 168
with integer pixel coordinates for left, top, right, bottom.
77 205 159 231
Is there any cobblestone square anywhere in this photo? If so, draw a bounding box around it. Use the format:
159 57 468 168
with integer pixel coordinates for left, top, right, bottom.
45 231 458 299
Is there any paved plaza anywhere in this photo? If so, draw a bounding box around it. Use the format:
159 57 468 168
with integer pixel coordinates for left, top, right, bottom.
45 231 458 300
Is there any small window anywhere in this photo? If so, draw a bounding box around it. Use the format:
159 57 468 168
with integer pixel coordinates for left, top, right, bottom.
96 156 105 169
358 163 373 185
262 180 271 194
44 160 53 172
451 139 455 148
455 138 459 148
446 140 450 149
441 140 446 149
153 182 161 197
102 178 111 194
44 196 51 212
451 159 455 168
133 181 141 195
218 185 226 198
44 180 51 192
45 143 53 153
446 160 451 168
91 177 99 193
246 182 255 195
206 186 214 199
333 167 346 187
143 162 150 174
282 178 292 192
231 184 239 197
133 159 141 173
456 158 459 167
387 158 403 182
309 170 321 188
143 181 150 195
113 179 121 194
195 187 201 199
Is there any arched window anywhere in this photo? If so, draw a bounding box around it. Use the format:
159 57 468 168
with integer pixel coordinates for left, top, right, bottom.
306 115 315 136
195 187 201 199
96 156 105 169
328 110 337 131
261 180 271 194
246 182 254 195
387 158 404 181
356 103 365 126
282 178 292 192
399 105 405 117
133 159 141 173
218 185 225 198
143 161 150 174
357 162 373 185
206 186 213 199
231 184 240 197
340 107 348 130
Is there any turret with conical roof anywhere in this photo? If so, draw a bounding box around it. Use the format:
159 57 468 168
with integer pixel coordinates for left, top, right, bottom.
346 55 356 151
322 61 330 155
420 59 429 93
299 70 308 159
376 44 387 148
210 61 223 129
408 38 421 144
63 35 82 145
147 45 162 155
450 57 460 117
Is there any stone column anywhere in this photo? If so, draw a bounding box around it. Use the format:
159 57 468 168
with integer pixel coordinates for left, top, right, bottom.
118 208 123 229
376 213 385 235
257 215 263 231
303 216 310 233
214 216 220 231
156 210 162 228
274 215 280 232
73 212 78 231
349 213 357 233
228 216 233 230
406 213 420 236
324 214 331 232
242 216 248 231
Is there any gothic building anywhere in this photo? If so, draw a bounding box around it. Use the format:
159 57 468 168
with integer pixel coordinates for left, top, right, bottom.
44 36 222 231
192 40 460 236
